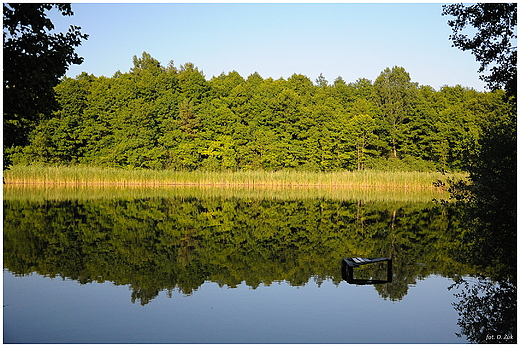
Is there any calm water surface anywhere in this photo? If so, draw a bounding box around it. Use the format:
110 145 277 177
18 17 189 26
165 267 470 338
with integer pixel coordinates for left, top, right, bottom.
4 272 462 344
3 186 516 343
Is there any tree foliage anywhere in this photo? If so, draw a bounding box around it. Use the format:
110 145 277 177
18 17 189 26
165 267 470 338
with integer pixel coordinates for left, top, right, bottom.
9 52 510 173
3 3 88 168
441 3 517 281
442 3 517 97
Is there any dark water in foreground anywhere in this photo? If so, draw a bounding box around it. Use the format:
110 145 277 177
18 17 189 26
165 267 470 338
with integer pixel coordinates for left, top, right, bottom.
3 189 516 343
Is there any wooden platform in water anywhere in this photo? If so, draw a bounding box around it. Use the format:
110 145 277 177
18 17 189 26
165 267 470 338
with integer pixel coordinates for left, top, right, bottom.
342 257 393 285
343 257 391 268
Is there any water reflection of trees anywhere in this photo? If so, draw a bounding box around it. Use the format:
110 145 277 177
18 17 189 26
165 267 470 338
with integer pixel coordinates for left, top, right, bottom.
449 278 516 344
446 189 517 343
445 108 517 343
4 197 475 305
445 111 517 343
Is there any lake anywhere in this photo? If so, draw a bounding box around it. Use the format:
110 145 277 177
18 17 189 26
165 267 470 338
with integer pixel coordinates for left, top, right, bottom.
3 185 516 343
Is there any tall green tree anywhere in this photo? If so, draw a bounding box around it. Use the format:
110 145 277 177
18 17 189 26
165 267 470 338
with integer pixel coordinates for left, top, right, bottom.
3 3 88 168
209 70 245 98
177 62 212 103
373 66 418 158
18 73 96 164
442 3 517 280
347 114 379 170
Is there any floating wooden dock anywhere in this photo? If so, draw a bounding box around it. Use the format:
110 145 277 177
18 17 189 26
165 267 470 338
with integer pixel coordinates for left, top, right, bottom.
342 257 392 285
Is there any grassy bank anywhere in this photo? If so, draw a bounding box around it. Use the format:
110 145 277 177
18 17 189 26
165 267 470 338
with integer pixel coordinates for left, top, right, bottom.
3 165 466 189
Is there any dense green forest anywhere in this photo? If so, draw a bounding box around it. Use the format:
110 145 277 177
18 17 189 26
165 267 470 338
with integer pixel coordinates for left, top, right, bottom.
9 52 512 172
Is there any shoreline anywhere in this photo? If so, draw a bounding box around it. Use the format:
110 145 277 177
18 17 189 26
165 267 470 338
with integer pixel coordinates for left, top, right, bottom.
3 181 446 189
3 165 466 191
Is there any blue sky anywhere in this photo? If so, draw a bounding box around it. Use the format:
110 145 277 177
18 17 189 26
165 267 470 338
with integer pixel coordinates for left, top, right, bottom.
49 3 486 91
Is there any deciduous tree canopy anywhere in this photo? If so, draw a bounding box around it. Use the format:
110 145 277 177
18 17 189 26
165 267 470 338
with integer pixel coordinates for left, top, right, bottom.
8 52 511 172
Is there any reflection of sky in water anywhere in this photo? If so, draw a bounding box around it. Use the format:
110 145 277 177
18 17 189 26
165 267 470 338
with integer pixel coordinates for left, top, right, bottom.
4 271 466 343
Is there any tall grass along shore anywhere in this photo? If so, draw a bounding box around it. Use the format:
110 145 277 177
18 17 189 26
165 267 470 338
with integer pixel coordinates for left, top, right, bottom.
4 165 466 190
